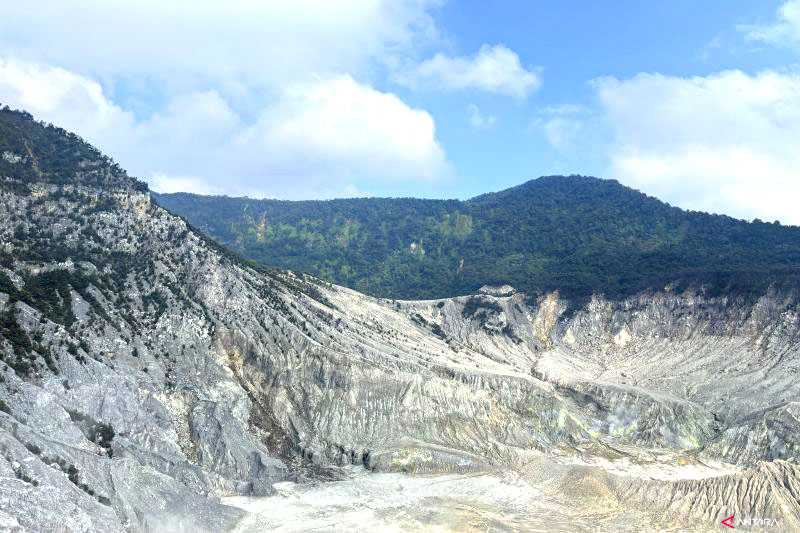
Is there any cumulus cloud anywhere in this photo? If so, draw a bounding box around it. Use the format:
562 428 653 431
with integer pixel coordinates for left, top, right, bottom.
0 1 453 198
541 117 583 151
466 104 496 129
0 59 449 198
532 104 587 151
0 1 441 102
593 70 800 224
245 76 449 185
397 44 541 98
0 2 551 199
0 58 135 147
739 0 800 48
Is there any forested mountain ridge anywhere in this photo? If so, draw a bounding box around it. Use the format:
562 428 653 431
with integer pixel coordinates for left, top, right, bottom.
156 176 800 300
0 106 147 192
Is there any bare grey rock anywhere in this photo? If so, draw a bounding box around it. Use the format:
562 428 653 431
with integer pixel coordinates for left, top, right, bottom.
0 180 798 530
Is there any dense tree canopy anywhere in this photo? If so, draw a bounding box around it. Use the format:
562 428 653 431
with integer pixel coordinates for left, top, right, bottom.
0 105 146 191
156 176 800 301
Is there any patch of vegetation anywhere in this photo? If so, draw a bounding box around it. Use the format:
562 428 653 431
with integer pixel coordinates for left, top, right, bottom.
155 175 800 302
142 289 168 320
24 442 41 455
462 296 502 319
0 272 20 299
89 422 115 455
20 270 79 327
0 266 104 330
0 105 147 191
1 307 31 356
66 464 88 492
14 468 38 486
409 312 446 341
501 324 523 344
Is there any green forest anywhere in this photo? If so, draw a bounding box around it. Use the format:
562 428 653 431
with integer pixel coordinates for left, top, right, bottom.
0 105 146 191
156 176 800 301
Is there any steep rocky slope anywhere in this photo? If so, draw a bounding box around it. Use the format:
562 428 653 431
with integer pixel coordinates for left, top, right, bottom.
1 109 799 531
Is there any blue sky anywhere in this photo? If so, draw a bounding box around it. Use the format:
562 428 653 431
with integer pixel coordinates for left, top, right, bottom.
390 0 796 199
1 1 799 223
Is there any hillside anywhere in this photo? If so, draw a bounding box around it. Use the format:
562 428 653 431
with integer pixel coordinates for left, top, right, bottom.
156 177 800 300
0 106 148 192
1 107 800 531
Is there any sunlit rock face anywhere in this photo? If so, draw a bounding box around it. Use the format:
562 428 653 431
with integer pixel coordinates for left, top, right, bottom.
1 178 799 531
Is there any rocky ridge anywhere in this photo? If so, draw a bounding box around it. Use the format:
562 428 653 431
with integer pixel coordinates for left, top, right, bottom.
0 112 799 531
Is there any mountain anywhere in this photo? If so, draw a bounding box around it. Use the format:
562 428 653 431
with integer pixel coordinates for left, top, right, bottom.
1 106 800 531
155 177 800 301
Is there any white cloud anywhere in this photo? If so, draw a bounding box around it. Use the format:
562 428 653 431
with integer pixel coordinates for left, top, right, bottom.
0 59 449 199
148 174 223 196
593 70 800 224
0 58 135 148
538 104 586 116
542 117 583 151
739 0 800 48
397 44 541 98
466 104 496 129
530 104 588 151
0 1 452 198
532 104 587 151
0 1 441 103
245 76 449 184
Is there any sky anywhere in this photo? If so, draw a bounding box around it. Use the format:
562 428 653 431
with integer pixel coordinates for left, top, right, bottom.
1 1 799 223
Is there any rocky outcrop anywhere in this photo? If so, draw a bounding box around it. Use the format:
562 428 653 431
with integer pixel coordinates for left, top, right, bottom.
0 179 799 530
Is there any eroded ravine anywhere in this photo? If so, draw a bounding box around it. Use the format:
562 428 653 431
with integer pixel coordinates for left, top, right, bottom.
1 170 799 530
